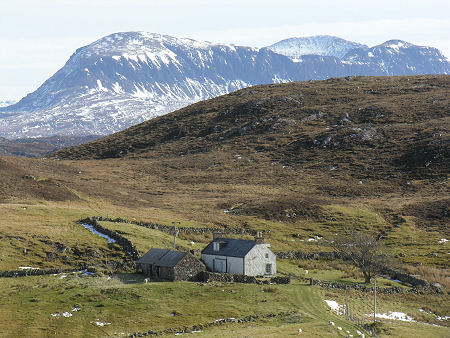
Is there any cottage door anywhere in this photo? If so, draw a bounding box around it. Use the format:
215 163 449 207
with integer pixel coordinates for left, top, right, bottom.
213 258 226 273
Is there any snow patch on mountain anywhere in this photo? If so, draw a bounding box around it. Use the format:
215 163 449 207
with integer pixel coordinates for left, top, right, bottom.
267 35 366 59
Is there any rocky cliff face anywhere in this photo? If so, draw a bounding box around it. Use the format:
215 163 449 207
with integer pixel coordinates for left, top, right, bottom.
1 32 448 139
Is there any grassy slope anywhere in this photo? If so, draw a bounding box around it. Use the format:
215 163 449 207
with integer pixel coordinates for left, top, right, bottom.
0 274 448 337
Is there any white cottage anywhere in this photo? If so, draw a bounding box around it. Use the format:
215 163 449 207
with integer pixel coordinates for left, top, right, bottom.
201 236 276 276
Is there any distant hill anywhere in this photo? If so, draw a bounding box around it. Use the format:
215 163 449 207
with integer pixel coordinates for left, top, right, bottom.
1 32 448 139
53 75 449 178
0 135 101 157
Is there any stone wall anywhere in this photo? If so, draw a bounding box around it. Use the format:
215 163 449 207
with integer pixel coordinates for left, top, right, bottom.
91 216 270 237
174 254 206 281
130 311 296 337
196 271 290 284
275 250 344 260
269 276 291 284
308 277 440 294
0 267 96 278
308 278 407 294
379 266 430 289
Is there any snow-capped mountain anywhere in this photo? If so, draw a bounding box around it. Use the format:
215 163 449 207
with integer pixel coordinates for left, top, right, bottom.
0 32 300 138
0 100 16 108
342 40 449 75
267 35 366 59
1 32 449 139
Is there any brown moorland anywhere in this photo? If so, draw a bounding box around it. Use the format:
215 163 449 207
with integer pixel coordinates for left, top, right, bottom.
53 75 448 229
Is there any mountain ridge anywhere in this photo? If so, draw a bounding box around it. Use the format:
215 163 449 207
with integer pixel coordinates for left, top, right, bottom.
1 32 449 139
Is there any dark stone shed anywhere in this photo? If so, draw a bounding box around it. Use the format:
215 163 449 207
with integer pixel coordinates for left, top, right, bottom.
136 248 205 281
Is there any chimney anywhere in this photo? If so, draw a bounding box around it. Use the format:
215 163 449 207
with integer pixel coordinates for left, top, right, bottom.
254 231 264 244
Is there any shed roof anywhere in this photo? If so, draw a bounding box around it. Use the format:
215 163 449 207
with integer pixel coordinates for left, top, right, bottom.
201 238 256 258
136 248 187 267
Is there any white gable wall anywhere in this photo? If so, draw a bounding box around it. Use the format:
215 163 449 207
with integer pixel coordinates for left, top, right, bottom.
244 244 276 277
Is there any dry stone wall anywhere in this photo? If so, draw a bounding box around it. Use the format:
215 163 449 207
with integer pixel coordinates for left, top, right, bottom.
196 271 290 284
130 311 296 337
92 216 270 237
0 267 96 278
308 278 407 294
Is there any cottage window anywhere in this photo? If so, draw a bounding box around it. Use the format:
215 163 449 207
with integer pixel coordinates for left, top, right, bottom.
265 264 272 274
265 253 269 258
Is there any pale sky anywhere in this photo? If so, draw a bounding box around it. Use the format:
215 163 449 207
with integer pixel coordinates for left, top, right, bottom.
1 0 449 100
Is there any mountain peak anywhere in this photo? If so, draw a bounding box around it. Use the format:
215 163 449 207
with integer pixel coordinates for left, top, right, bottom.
375 39 413 49
267 35 366 59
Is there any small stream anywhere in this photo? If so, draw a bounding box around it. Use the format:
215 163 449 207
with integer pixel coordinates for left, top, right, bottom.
81 223 116 243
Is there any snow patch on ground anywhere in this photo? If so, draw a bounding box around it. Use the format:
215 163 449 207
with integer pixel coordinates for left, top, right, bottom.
51 305 81 318
325 300 345 315
19 266 40 270
366 311 415 322
436 315 450 321
95 321 111 326
419 309 450 321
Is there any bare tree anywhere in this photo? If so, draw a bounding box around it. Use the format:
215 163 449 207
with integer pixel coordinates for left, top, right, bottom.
329 229 386 283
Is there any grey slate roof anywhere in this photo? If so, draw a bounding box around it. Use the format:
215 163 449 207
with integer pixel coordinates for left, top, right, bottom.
201 238 256 258
136 248 187 267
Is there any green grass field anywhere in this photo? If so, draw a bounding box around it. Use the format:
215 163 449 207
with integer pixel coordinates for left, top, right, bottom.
1 201 448 337
0 273 448 337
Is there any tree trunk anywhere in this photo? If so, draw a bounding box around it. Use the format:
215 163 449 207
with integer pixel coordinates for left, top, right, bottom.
364 272 371 284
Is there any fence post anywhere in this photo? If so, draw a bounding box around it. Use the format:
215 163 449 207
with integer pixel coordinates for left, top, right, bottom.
345 285 349 320
373 276 377 325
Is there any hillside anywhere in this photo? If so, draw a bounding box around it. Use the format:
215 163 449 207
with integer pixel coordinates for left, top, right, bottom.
52 75 449 229
54 75 449 176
